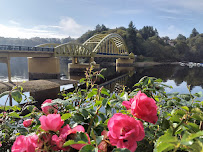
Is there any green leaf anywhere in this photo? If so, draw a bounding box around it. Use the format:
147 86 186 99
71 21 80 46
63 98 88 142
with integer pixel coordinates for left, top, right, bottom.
26 105 35 112
79 78 86 84
187 131 203 141
186 123 200 132
101 88 110 96
181 106 189 112
95 100 102 107
102 98 108 107
161 118 170 130
79 145 95 152
155 78 163 82
178 94 191 101
106 104 111 116
154 129 178 152
11 90 22 104
96 135 103 146
112 148 131 152
191 114 203 121
63 140 86 147
181 131 194 146
77 132 89 143
81 109 89 118
61 113 72 120
191 108 202 114
193 91 203 98
8 112 20 118
87 89 98 98
72 113 84 122
99 113 106 123
98 74 105 79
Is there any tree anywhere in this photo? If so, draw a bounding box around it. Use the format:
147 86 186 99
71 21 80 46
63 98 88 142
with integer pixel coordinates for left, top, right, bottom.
126 21 137 54
190 28 199 38
140 26 158 40
177 34 186 41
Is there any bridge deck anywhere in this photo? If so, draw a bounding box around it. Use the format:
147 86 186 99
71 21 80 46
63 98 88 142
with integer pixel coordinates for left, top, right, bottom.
0 50 54 57
0 45 130 58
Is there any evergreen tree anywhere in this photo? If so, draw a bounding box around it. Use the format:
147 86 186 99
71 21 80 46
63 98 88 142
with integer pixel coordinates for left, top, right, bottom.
190 28 199 38
177 34 186 41
126 21 137 54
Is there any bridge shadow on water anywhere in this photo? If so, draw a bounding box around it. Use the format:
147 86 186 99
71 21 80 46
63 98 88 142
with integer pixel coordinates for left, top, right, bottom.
1 64 203 108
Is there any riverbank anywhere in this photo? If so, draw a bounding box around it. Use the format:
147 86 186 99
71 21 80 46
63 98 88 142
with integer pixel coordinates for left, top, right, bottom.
0 79 77 93
135 61 179 67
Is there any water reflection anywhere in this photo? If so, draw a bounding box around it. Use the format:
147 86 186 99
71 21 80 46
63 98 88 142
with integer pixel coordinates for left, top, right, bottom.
1 63 203 105
127 65 203 91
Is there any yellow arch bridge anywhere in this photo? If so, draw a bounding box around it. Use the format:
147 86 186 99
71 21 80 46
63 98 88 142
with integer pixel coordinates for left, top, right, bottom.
0 33 134 81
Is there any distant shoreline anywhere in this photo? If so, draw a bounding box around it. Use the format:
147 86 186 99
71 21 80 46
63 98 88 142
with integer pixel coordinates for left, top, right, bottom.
135 61 179 67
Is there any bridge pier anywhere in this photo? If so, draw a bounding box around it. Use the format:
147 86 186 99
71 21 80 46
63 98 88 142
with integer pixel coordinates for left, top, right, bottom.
0 57 11 82
28 57 60 80
116 58 134 67
68 57 100 73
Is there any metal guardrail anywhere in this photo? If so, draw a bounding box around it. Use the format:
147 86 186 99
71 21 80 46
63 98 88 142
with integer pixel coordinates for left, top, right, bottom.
97 52 129 56
0 45 54 52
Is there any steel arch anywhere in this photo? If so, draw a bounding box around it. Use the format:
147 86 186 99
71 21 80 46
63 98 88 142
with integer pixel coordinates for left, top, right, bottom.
54 43 92 57
83 33 128 55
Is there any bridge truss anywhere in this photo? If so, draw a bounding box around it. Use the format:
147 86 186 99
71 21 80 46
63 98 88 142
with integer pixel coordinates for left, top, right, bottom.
48 33 129 58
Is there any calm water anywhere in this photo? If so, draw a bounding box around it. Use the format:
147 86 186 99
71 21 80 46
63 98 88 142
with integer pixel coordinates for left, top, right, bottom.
0 57 203 105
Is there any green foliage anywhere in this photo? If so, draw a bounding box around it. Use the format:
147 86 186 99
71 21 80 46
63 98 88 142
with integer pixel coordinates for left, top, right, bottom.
1 68 203 152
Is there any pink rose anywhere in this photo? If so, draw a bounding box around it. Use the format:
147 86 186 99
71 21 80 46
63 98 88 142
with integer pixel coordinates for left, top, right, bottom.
12 134 38 152
107 113 145 152
0 142 2 147
122 91 158 124
39 114 64 132
41 99 58 115
52 124 90 150
23 119 33 127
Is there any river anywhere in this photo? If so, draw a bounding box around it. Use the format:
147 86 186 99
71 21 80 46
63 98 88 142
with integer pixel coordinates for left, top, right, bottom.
0 58 203 105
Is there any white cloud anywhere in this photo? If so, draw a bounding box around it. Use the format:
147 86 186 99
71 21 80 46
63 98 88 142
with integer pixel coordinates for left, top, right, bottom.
59 17 89 38
0 17 91 38
158 8 181 14
158 16 193 21
114 9 142 15
177 0 203 12
159 25 186 39
152 0 203 13
9 20 20 26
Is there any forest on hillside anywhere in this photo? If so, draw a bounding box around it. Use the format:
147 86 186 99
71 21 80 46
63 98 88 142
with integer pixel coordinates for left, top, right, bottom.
0 21 203 62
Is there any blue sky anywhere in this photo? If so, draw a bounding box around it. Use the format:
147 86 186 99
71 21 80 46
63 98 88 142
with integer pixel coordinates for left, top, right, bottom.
0 0 202 39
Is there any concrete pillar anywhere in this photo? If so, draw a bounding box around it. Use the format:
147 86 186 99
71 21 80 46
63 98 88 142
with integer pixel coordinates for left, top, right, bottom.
116 58 134 67
89 57 94 63
72 57 78 64
68 63 100 73
7 57 12 82
0 57 11 82
28 57 60 80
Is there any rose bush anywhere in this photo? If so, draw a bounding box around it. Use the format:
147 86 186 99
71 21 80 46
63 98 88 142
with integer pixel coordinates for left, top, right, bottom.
0 68 203 152
39 114 64 132
23 119 33 127
12 135 38 152
122 90 158 124
41 99 58 115
107 113 145 152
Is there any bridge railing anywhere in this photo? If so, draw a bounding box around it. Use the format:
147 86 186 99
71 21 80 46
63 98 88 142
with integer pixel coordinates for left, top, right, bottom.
96 52 129 56
0 45 54 52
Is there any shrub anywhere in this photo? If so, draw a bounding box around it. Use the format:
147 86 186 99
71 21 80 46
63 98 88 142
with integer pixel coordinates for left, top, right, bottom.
0 67 202 152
